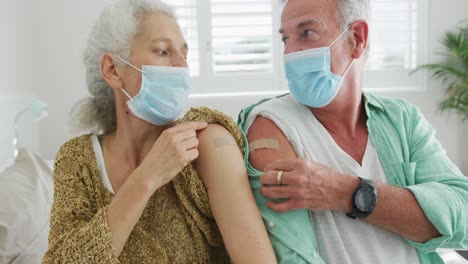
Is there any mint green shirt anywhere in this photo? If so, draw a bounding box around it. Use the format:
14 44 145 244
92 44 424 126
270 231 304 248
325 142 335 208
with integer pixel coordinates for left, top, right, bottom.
237 93 468 264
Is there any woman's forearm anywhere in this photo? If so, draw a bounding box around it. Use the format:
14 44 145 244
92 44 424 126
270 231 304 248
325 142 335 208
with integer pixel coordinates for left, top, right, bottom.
107 169 159 256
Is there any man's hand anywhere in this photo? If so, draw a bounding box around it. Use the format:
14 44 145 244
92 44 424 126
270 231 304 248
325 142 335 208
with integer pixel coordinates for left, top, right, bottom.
260 158 359 212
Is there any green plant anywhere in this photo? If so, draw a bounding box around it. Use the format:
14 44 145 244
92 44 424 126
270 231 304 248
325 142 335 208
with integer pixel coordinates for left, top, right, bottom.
413 23 468 120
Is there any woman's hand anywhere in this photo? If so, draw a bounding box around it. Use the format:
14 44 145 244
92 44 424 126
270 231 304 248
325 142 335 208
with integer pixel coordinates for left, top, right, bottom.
137 121 208 190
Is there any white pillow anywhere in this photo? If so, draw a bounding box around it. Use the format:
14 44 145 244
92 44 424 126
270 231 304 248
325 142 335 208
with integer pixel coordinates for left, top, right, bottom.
0 149 53 264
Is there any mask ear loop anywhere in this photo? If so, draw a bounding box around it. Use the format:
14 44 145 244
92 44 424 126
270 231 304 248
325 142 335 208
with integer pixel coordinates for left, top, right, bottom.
120 87 133 100
113 55 142 100
329 26 351 48
342 59 355 77
328 27 355 77
114 55 143 73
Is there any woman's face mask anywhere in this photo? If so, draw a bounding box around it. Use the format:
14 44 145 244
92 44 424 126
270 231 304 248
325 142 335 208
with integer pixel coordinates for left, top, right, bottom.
283 28 355 108
115 55 190 126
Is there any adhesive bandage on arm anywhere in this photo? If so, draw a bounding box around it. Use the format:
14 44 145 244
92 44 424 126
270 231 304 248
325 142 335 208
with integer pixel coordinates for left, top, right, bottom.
249 139 280 152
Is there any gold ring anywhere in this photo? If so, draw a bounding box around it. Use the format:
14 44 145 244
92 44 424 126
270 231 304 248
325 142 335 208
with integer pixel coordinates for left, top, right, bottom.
276 170 284 185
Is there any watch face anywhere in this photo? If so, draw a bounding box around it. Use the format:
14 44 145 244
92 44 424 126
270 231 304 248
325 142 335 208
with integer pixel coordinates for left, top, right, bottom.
356 188 375 212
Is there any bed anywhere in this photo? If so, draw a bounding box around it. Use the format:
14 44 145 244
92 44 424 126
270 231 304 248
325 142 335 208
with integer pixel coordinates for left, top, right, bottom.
0 96 54 264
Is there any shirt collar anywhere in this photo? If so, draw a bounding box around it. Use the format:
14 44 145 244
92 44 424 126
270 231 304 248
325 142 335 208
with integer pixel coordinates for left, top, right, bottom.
363 92 384 112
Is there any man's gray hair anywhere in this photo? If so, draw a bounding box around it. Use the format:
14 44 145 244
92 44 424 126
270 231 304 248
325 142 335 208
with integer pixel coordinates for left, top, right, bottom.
336 0 371 54
71 0 175 133
336 0 370 31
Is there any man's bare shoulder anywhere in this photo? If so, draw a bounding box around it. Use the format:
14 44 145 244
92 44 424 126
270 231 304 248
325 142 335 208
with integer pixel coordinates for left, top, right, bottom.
247 116 297 171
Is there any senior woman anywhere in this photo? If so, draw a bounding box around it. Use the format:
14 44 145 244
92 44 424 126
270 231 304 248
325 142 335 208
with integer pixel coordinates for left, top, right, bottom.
42 1 276 263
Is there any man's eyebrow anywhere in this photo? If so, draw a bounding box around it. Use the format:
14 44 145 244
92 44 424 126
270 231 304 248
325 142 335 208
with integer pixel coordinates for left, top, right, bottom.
297 19 321 28
279 18 322 34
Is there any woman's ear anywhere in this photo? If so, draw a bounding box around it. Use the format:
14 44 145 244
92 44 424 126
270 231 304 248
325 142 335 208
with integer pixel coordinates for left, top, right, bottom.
350 20 369 59
100 53 123 91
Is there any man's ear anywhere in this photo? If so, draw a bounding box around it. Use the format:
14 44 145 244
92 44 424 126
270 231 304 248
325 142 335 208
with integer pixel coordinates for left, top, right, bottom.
350 20 369 59
100 53 123 91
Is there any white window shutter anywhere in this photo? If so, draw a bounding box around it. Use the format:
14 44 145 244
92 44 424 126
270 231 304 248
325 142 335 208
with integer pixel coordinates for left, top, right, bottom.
367 0 418 70
171 0 200 76
210 0 274 74
363 0 427 90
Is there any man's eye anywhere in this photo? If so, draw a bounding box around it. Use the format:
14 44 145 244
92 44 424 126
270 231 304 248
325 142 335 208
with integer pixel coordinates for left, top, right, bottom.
156 49 168 56
304 29 316 37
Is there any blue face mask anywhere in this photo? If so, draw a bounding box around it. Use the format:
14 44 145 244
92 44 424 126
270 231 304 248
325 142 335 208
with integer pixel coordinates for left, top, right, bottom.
283 29 355 108
116 56 190 125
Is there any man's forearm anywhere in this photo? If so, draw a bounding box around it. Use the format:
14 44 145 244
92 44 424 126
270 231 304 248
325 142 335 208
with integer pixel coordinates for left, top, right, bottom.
361 181 441 243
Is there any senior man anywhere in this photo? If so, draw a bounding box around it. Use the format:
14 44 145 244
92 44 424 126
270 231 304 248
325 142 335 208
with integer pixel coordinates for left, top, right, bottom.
238 0 468 263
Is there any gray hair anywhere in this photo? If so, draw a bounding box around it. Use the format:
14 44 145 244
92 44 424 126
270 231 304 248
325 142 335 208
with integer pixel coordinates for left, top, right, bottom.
336 0 371 54
336 0 370 31
71 0 175 133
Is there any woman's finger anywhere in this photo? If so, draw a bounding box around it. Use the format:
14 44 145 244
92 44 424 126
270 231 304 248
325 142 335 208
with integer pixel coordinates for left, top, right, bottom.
170 128 197 143
170 122 208 133
184 148 200 163
181 137 199 151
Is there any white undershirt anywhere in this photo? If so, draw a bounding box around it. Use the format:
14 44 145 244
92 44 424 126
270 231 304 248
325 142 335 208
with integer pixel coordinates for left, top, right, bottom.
244 95 420 264
91 134 115 194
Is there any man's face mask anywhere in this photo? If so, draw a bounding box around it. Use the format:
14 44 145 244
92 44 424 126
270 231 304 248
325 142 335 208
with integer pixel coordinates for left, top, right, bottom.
283 28 355 108
115 55 190 126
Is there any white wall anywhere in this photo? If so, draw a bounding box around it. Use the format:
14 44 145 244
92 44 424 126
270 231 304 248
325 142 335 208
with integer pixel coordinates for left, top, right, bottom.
25 0 468 174
0 0 33 96
33 0 107 160
0 0 39 167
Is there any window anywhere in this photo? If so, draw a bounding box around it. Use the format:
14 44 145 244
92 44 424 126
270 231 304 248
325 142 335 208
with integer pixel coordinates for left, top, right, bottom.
172 0 428 94
171 0 199 76
364 0 428 90
210 0 273 74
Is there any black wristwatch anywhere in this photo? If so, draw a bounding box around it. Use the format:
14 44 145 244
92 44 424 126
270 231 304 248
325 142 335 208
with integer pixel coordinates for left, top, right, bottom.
346 177 377 219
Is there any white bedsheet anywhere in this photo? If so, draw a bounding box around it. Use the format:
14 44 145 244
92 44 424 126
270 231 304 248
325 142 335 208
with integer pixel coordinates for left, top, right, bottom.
0 149 53 264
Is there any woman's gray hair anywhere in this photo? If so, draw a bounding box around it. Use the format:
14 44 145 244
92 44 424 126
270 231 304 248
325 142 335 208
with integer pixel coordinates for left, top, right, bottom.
71 0 175 133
